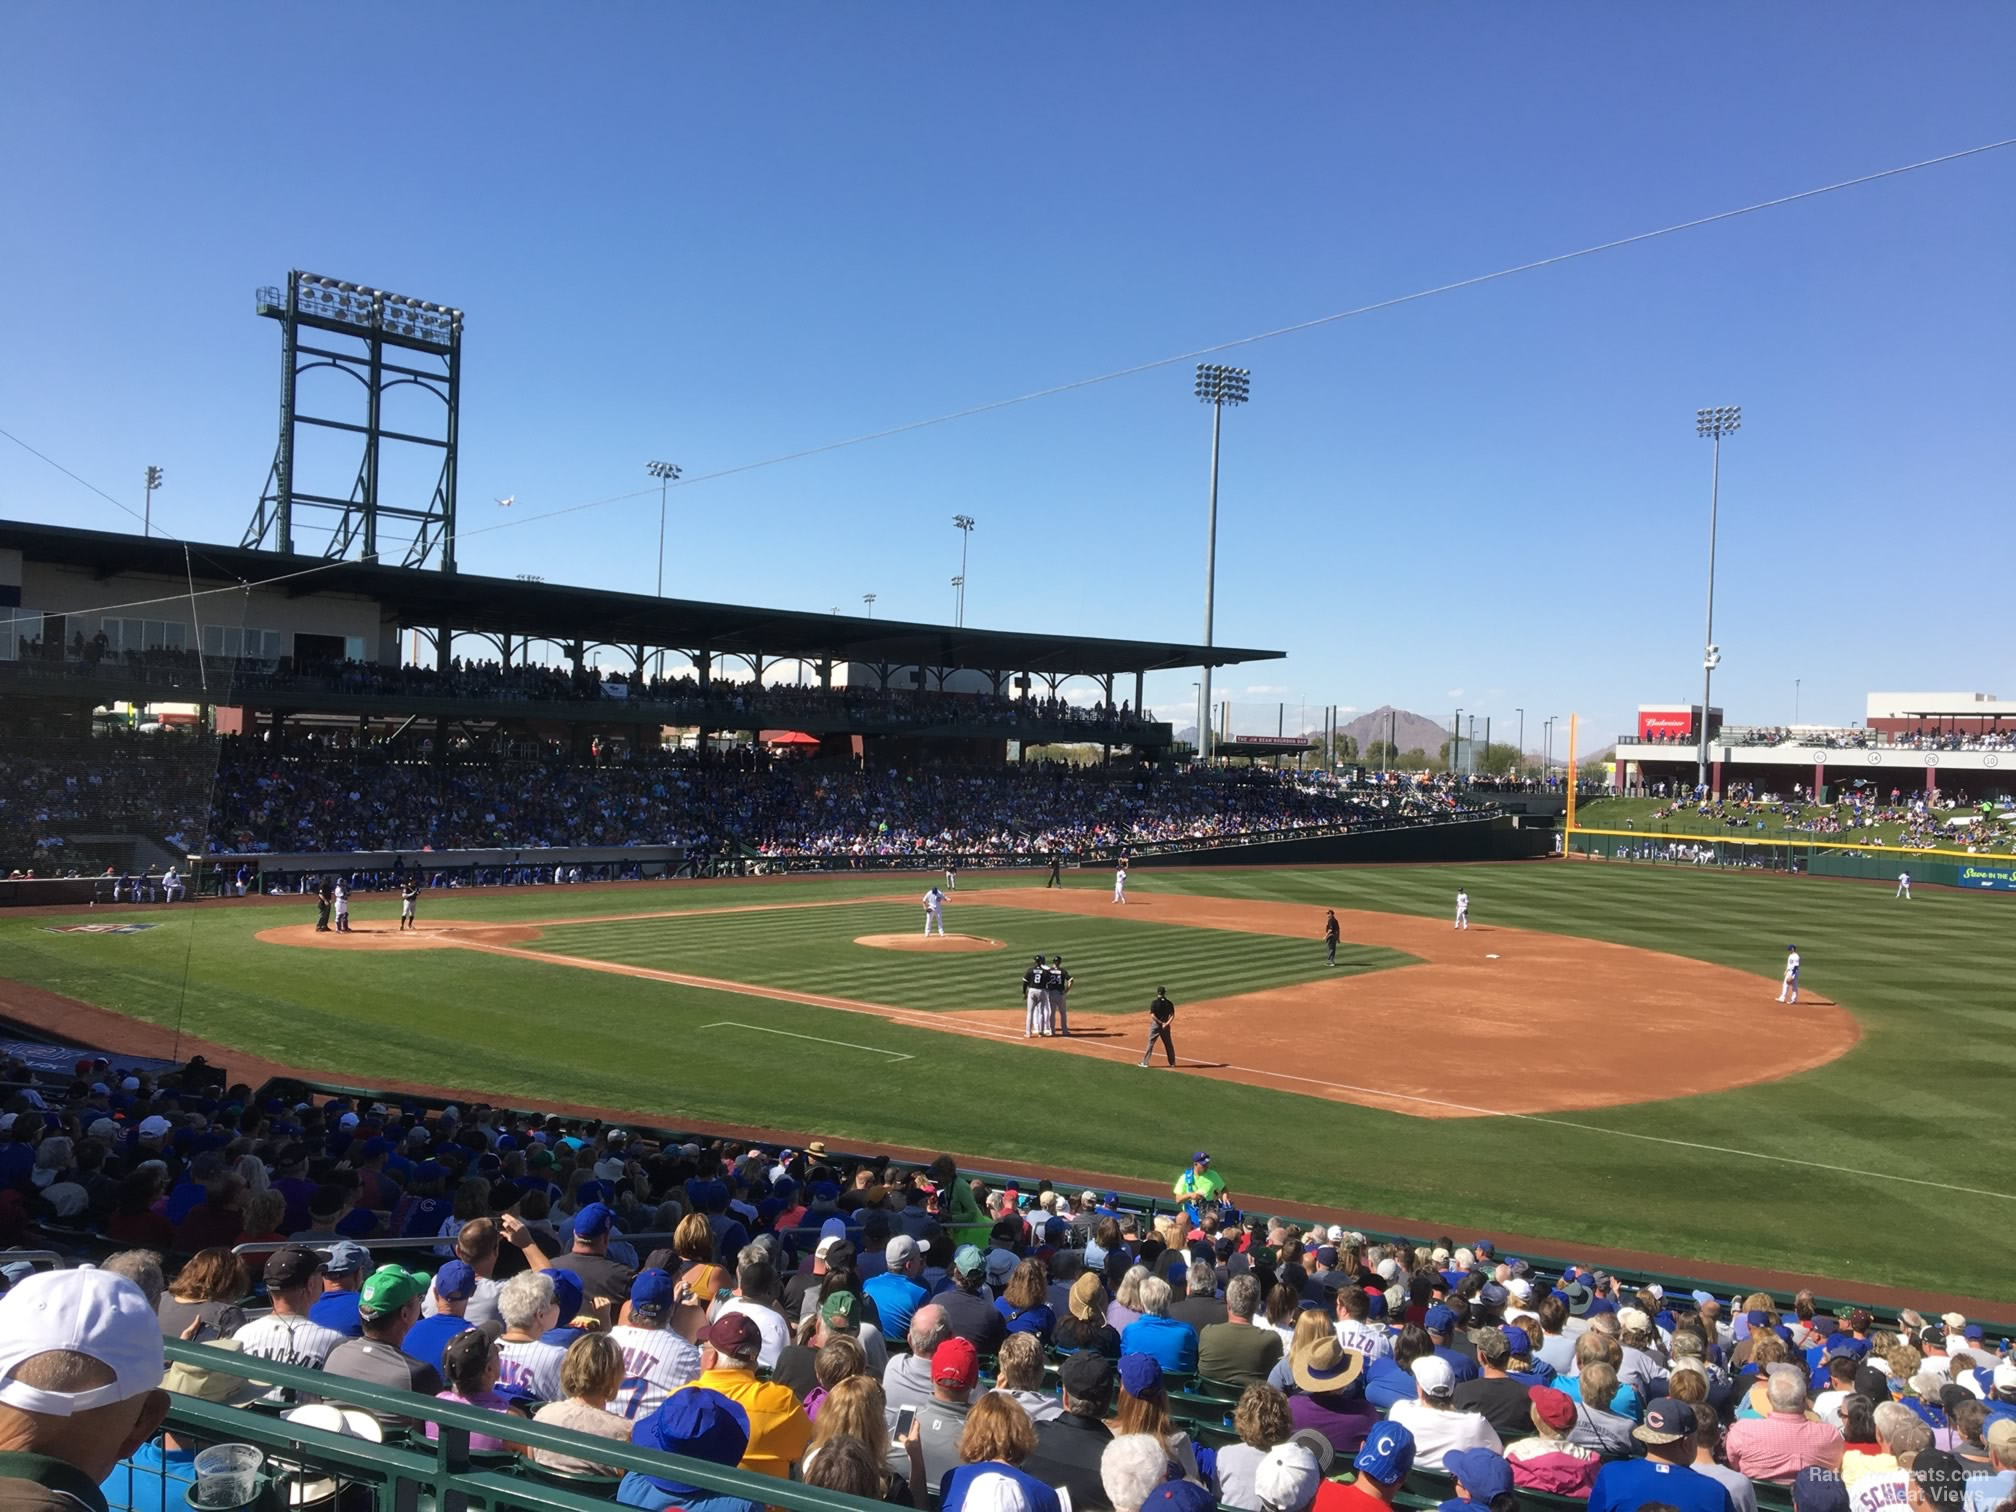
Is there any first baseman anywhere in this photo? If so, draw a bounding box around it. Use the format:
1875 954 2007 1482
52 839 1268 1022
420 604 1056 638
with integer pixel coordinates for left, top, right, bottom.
1778 945 1801 1004
1113 864 1128 904
1454 890 1469 930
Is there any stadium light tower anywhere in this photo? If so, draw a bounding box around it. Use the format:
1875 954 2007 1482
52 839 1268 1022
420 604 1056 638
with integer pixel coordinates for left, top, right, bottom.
952 514 976 626
1694 405 1741 795
1194 363 1251 765
647 462 681 599
862 592 876 619
143 466 163 538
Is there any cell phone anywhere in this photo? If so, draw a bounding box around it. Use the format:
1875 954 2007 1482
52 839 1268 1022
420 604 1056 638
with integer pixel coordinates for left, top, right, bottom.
893 1405 916 1437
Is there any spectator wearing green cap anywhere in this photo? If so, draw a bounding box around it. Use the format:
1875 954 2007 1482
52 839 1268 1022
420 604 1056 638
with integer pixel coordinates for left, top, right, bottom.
322 1264 442 1430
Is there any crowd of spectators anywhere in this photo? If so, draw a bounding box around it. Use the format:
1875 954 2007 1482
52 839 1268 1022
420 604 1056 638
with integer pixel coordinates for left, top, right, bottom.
1649 724 2016 755
1634 790 2016 855
2 1056 2014 1512
4 743 1495 874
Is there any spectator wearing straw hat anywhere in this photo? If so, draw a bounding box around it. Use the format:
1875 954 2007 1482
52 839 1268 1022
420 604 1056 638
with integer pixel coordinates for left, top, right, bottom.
0 1269 170 1512
1289 1338 1378 1455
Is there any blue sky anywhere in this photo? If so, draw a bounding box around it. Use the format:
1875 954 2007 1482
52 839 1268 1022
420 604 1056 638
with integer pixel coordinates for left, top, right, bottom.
3 5 2012 748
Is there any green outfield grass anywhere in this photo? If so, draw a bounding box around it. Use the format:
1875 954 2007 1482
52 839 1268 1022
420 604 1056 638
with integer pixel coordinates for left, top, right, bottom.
536 900 1411 1015
1577 796 2015 852
1 861 2012 1298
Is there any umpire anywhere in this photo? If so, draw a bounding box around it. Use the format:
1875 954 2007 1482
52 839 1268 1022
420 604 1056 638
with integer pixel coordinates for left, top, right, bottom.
1139 986 1176 1068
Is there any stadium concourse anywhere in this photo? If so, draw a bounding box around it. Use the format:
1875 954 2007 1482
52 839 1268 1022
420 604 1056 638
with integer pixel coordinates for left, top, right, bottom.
2 1052 2014 1512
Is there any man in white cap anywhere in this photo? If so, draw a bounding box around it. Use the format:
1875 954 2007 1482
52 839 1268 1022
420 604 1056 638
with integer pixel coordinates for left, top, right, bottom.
0 1269 172 1512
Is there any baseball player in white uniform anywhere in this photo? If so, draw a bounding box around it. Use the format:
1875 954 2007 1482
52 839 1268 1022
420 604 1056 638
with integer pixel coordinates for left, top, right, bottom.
1113 864 1128 904
1778 945 1801 1004
332 881 351 933
1454 890 1469 930
1022 955 1050 1037
1896 871 1911 900
922 886 946 936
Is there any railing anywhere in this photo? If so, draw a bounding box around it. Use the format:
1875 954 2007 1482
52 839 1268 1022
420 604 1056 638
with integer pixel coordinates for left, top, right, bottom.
149 1342 849 1512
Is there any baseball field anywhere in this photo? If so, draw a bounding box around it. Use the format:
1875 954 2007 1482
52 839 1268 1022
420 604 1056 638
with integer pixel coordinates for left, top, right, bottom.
2 858 2010 1301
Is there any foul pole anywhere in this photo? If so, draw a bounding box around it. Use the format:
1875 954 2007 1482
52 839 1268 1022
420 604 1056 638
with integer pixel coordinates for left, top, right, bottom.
1564 714 1580 844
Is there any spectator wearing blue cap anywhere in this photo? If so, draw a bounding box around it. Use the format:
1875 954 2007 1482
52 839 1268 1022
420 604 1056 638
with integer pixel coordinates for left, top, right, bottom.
547 1201 635 1319
307 1240 373 1338
1314 1419 1417 1512
1113 1353 1202 1482
1589 1397 1735 1512
617 1386 764 1512
1426 1449 1510 1512
1423 1305 1481 1386
609 1269 701 1421
401 1260 479 1375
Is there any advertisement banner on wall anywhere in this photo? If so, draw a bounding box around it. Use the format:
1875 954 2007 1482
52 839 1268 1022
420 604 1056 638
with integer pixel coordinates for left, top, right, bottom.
1957 863 2016 891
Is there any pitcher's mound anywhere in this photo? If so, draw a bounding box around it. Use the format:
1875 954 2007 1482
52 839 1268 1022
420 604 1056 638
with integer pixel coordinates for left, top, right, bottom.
856 933 1003 953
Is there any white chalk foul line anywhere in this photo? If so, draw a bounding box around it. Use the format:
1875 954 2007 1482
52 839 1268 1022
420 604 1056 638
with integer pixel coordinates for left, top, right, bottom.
701 1020 914 1062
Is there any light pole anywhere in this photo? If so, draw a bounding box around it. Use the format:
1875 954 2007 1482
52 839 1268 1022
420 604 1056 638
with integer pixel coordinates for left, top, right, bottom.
1516 708 1525 780
143 466 163 537
862 593 876 619
646 461 680 681
1694 406 1741 795
1795 678 1801 725
1194 363 1251 764
952 515 975 627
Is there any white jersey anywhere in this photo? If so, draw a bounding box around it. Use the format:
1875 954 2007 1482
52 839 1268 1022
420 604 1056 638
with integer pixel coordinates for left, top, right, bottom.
923 888 944 911
232 1312 347 1372
607 1325 702 1420
497 1337 567 1401
1784 951 1801 982
1455 892 1469 913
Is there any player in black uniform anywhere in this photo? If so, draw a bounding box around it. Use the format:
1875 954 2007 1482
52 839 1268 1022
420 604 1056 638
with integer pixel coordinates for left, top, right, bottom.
1047 955 1073 1036
1046 851 1064 887
1140 987 1176 1067
1324 909 1340 966
1022 954 1049 1037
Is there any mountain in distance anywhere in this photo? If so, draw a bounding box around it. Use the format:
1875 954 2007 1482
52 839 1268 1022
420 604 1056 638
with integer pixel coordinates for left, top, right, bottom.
1332 705 1454 755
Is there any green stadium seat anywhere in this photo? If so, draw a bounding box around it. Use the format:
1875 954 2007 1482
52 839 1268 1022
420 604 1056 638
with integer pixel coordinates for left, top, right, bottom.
514 1455 624 1495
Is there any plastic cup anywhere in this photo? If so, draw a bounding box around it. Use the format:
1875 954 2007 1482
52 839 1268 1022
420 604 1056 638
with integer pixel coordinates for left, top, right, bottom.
191 1443 264 1508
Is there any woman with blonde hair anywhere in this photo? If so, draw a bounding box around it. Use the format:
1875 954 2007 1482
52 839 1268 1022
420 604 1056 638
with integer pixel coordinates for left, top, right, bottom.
941 1394 1059 1512
1113 1354 1201 1482
995 1258 1056 1344
157 1248 250 1341
805 1374 922 1505
644 1211 715 1276
1266 1305 1340 1391
1213 1383 1294 1510
1054 1273 1121 1358
530 1333 632 1475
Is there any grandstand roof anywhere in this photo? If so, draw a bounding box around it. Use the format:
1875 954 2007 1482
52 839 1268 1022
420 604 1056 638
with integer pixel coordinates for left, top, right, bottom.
2 519 1280 677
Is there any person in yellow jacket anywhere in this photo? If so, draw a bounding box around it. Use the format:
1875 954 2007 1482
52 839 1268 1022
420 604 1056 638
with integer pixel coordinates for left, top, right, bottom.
1173 1151 1227 1224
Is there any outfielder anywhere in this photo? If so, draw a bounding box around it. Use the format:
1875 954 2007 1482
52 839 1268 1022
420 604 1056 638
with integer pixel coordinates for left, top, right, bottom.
400 879 419 931
1778 945 1801 1004
1454 890 1469 930
1113 864 1128 904
922 886 946 937
1896 871 1911 901
1047 955 1073 1036
1022 955 1050 1037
